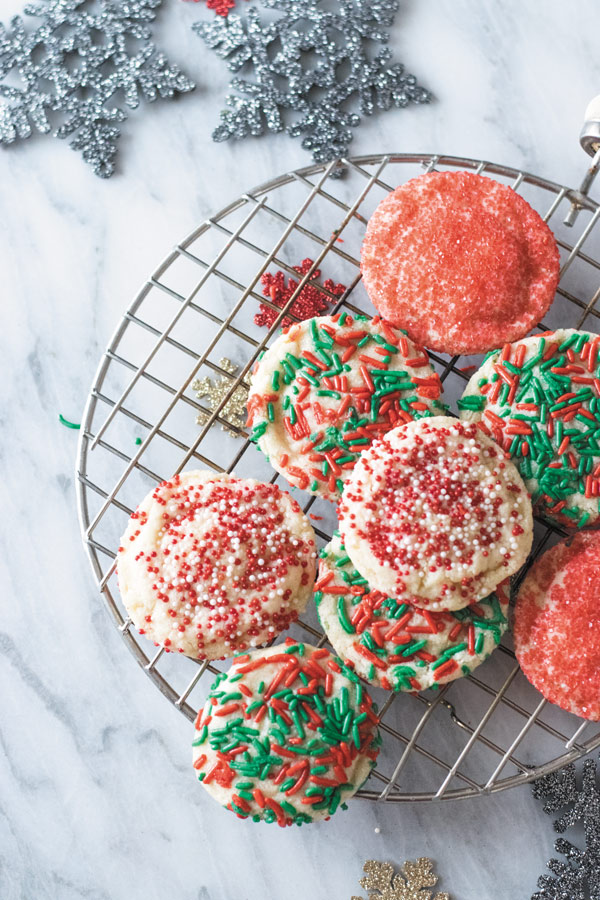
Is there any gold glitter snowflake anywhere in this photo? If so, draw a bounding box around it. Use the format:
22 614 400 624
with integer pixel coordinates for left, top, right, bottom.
192 358 248 438
352 859 450 900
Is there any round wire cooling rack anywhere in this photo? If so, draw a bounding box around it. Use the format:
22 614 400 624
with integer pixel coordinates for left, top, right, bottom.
77 151 600 803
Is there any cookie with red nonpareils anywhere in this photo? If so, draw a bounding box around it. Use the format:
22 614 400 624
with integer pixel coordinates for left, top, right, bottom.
192 641 381 824
460 329 600 529
247 312 445 501
514 531 600 721
360 171 560 355
116 471 317 660
338 417 533 611
315 532 509 691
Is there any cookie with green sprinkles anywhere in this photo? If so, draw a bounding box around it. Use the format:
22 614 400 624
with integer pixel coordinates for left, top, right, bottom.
192 640 381 825
459 329 600 529
315 533 509 691
246 313 444 501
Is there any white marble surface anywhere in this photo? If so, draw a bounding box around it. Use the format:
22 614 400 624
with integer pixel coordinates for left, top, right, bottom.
3 1 600 897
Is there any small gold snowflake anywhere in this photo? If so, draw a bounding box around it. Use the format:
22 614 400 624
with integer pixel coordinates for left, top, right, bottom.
352 859 450 900
192 358 248 438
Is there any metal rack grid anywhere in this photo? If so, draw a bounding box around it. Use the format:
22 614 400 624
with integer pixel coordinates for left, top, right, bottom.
77 153 600 802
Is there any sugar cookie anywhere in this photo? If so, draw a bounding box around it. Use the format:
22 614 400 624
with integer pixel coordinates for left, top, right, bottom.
514 531 600 721
315 532 509 691
117 471 317 659
192 642 381 824
247 313 444 500
361 171 559 355
338 417 533 611
460 329 600 528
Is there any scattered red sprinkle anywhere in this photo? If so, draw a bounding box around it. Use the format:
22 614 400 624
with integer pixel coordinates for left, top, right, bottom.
255 258 346 329
181 0 240 17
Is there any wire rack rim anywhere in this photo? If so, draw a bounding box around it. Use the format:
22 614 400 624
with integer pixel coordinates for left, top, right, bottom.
77 152 600 805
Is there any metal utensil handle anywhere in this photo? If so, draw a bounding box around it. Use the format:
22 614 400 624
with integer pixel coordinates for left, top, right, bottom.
562 96 600 226
581 95 600 156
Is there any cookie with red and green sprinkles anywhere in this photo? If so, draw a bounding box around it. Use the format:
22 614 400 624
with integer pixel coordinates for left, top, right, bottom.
116 471 317 661
459 329 600 529
192 640 381 825
514 531 600 721
247 313 444 501
315 532 509 692
339 417 533 611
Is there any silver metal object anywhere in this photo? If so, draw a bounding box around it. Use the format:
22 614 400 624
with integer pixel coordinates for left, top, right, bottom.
581 96 600 157
564 95 600 226
77 152 600 802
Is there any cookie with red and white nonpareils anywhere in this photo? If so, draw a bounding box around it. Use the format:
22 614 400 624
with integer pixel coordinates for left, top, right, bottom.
247 313 444 501
192 641 381 825
315 532 509 691
459 329 600 529
514 532 600 721
360 171 560 356
116 471 317 660
338 417 533 611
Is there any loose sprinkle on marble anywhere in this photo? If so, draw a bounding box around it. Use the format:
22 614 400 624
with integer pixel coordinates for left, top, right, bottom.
254 259 346 330
59 414 80 429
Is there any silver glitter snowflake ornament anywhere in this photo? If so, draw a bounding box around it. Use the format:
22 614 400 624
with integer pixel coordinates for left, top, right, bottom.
193 0 431 167
532 756 600 899
0 0 195 177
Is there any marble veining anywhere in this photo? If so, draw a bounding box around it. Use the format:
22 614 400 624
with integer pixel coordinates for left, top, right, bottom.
2 0 600 897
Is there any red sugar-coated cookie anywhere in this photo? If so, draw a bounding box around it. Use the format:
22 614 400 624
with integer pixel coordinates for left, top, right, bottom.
360 171 560 355
514 532 600 721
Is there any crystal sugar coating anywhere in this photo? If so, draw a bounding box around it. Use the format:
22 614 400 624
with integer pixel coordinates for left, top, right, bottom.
338 417 533 611
360 171 560 355
514 532 600 721
116 471 317 660
192 641 381 825
315 532 509 691
247 312 445 501
459 329 600 529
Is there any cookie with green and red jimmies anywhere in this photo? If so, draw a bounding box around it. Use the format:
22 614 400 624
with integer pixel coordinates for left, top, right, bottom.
459 329 600 528
315 532 509 692
247 313 444 501
192 641 381 825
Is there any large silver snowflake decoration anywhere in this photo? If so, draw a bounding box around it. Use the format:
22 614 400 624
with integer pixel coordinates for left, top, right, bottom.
532 756 600 899
193 0 431 167
352 859 450 900
0 0 195 177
